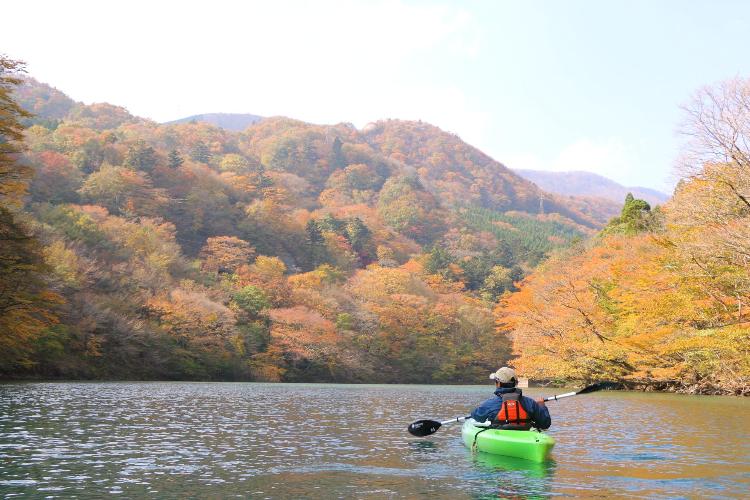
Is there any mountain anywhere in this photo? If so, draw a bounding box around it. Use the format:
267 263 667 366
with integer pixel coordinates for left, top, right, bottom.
361 120 616 227
513 169 670 207
165 113 263 131
5 76 624 383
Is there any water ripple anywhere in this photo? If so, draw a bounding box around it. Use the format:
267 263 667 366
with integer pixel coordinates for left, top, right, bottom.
0 382 748 498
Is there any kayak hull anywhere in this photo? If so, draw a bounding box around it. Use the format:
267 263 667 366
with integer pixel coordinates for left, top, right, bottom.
461 419 555 463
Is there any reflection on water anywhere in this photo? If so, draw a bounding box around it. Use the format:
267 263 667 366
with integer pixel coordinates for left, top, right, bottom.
472 452 555 477
409 440 439 453
0 382 748 498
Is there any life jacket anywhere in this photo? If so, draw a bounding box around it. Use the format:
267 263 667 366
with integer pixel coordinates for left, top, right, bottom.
491 389 533 430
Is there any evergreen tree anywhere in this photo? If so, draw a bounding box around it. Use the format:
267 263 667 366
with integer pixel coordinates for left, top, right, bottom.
318 213 344 233
168 149 184 169
124 140 157 171
305 220 327 270
190 141 211 163
331 136 345 168
602 193 655 235
344 217 374 264
424 246 454 276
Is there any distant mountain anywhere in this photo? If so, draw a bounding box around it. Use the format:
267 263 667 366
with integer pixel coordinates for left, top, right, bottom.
165 113 263 131
513 169 670 207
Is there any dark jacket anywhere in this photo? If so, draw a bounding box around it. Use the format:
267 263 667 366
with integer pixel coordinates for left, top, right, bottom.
470 387 551 430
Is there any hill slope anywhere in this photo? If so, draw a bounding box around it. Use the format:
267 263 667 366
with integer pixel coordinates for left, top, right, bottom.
362 120 616 226
4 77 615 383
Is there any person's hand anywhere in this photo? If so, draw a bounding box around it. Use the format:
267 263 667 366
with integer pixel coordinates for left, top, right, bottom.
535 397 546 406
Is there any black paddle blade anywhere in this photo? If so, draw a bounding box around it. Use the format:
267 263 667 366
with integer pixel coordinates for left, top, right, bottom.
407 419 442 437
577 382 603 395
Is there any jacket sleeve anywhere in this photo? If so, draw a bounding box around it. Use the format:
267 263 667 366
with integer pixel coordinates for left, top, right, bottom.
523 396 551 429
470 397 501 423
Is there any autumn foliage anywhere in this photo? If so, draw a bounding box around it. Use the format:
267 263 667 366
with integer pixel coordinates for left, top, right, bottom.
3 74 547 382
4 68 747 392
499 78 750 395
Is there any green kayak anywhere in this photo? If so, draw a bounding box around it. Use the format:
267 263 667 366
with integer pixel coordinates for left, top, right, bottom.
461 419 555 463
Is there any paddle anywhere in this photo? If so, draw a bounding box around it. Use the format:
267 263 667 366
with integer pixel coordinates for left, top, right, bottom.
542 382 603 401
407 382 604 437
407 415 471 437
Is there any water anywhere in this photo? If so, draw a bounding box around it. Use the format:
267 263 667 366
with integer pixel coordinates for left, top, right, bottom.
1 383 748 499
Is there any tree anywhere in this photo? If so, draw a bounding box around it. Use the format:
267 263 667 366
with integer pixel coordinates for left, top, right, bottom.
673 77 750 321
190 141 211 163
377 175 445 244
219 153 250 173
331 136 345 168
232 285 270 317
28 151 83 203
0 56 60 373
168 149 184 169
124 140 157 172
344 217 374 264
602 193 655 235
0 56 32 206
78 164 168 216
237 255 289 306
200 236 256 274
423 246 456 277
0 206 62 373
304 219 327 270
480 265 514 301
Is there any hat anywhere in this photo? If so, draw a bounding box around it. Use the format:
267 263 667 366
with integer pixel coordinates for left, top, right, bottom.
489 367 516 383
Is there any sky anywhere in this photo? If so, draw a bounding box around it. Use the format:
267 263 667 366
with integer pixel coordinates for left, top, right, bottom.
3 1 750 192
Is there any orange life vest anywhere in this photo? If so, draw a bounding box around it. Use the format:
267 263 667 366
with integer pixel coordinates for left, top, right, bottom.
492 390 532 430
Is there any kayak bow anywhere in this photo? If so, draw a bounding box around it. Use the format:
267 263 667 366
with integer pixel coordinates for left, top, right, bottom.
461 419 555 463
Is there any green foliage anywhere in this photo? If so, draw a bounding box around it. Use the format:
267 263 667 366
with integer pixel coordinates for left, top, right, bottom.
335 312 353 330
480 265 516 301
124 140 157 172
168 149 184 169
36 204 108 248
233 285 270 317
377 175 444 244
424 246 454 276
602 193 657 235
460 206 583 266
305 215 375 269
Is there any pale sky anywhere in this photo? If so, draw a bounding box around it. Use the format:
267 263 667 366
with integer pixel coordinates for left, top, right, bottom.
3 0 750 191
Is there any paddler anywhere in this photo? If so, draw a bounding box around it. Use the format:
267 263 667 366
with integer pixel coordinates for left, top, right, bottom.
470 367 551 430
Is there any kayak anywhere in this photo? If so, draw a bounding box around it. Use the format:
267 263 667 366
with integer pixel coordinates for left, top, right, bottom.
461 419 555 463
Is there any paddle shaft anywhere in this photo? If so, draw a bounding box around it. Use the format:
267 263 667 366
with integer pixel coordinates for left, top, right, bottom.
440 415 471 425
543 391 577 402
543 383 601 401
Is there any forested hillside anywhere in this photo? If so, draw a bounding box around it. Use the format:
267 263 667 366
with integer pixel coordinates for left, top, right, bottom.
1 69 598 382
498 79 750 395
5 64 744 393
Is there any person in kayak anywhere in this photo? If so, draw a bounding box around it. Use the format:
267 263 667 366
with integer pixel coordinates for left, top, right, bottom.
470 367 551 430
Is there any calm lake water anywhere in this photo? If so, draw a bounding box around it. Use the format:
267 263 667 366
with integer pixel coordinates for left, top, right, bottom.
1 383 748 499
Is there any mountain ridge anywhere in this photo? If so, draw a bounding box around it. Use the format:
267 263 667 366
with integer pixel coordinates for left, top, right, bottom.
164 112 263 131
514 168 670 207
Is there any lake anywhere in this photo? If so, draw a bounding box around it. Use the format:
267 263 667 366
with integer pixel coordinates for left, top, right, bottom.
1 382 748 498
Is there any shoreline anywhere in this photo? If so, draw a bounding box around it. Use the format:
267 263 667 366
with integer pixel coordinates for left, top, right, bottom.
1 377 746 396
